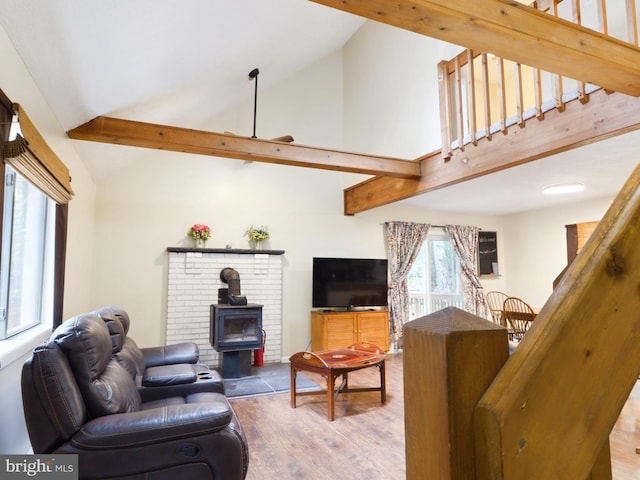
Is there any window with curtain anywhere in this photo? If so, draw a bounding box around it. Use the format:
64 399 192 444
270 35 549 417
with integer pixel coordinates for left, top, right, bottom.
0 100 72 341
407 231 463 319
0 165 56 338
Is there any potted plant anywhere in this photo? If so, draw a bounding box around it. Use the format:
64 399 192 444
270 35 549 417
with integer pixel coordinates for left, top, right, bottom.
188 224 211 248
244 225 269 249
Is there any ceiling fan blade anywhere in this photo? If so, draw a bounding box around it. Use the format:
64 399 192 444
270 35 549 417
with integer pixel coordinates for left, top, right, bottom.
226 130 292 143
271 135 294 143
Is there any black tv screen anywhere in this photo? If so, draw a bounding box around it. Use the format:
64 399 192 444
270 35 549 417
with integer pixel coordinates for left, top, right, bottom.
312 257 388 309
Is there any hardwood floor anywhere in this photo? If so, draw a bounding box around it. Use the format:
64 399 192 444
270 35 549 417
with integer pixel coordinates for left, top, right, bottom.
229 353 640 479
612 380 640 479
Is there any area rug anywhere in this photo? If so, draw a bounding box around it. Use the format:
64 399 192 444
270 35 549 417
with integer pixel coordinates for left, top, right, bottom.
223 362 320 398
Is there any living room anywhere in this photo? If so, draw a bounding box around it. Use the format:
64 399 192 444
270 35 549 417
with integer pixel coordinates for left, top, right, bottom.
1 1 639 477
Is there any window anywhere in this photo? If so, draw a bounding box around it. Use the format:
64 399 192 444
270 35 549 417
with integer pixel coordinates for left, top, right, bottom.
0 99 71 367
407 232 463 320
0 166 55 339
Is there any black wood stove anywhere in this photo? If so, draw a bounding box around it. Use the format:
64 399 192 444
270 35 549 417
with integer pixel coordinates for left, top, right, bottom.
210 303 263 378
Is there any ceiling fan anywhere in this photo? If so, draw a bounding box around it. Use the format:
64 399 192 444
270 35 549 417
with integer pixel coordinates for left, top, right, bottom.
244 67 294 143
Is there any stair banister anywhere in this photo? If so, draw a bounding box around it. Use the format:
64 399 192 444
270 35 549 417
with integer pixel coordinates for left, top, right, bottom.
475 162 640 479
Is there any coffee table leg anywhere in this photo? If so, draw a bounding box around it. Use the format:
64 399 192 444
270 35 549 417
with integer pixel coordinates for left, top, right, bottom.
290 366 297 409
380 360 386 404
328 372 336 421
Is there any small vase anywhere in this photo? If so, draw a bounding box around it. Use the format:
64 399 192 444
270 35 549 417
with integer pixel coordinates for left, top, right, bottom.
195 238 206 248
253 240 262 250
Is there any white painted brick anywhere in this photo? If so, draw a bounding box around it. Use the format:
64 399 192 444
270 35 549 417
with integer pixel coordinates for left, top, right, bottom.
167 250 282 368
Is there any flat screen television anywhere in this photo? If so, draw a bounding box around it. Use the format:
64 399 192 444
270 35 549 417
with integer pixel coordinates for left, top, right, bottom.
312 257 388 309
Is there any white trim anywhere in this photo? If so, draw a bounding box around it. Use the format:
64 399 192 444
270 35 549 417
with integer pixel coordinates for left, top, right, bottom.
0 323 51 370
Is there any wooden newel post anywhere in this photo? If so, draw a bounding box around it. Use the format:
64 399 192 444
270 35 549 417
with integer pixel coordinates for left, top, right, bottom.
403 307 509 479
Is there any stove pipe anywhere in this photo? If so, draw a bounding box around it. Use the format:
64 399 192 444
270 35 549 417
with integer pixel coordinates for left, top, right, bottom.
220 267 241 297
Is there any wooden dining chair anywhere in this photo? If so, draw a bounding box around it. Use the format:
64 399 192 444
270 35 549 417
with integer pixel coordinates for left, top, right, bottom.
486 291 509 326
503 296 536 341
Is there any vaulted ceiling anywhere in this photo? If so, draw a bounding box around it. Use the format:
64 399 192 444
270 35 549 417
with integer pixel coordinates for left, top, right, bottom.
2 0 639 215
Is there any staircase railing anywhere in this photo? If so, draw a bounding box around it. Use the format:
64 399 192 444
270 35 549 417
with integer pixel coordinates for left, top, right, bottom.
438 0 639 159
403 162 640 479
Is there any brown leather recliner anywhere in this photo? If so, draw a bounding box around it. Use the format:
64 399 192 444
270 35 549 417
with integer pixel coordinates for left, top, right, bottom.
21 313 249 480
91 305 225 400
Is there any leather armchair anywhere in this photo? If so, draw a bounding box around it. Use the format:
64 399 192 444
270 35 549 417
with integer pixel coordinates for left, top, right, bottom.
21 313 249 480
92 305 225 400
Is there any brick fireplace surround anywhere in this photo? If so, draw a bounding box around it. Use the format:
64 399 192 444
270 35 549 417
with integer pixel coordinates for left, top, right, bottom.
166 247 284 369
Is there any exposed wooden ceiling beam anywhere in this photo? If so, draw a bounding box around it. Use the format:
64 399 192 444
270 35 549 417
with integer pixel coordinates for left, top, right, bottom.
67 116 421 179
310 0 640 97
344 89 640 214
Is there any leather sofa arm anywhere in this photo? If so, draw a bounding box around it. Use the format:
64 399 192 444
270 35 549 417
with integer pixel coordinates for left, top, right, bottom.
71 401 232 449
141 342 199 367
142 363 197 387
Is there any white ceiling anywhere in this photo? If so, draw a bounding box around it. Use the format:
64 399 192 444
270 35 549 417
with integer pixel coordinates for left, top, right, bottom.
0 0 364 131
1 0 638 215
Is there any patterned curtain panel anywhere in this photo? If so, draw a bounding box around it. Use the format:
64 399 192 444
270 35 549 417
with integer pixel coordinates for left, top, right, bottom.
384 221 430 344
444 225 490 319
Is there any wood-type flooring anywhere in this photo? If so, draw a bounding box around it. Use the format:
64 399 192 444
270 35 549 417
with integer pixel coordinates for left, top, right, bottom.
229 353 640 479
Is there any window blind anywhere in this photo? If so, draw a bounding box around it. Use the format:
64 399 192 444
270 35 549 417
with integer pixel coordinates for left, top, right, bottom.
2 103 73 204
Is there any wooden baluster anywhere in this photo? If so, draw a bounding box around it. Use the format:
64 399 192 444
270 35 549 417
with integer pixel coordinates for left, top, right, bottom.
596 0 613 94
514 62 524 127
626 0 638 46
571 0 581 24
496 56 506 134
533 67 544 119
549 0 567 111
597 0 608 36
554 72 565 112
438 61 453 160
467 49 477 145
481 53 492 141
577 82 588 104
533 0 554 12
454 55 465 151
566 0 588 103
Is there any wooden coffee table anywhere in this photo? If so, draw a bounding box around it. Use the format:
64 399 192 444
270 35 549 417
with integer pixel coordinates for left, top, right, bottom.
289 342 386 421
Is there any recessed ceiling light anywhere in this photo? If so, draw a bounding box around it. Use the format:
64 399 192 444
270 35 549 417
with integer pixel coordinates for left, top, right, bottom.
542 183 585 195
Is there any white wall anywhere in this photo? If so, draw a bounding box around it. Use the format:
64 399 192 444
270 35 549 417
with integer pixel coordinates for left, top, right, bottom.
503 196 612 310
0 23 96 454
343 21 462 158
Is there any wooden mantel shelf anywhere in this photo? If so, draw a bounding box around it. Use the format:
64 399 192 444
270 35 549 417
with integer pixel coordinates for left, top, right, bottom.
167 247 285 255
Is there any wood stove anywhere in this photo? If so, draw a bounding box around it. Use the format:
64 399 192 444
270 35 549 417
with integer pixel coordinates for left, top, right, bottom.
210 303 263 378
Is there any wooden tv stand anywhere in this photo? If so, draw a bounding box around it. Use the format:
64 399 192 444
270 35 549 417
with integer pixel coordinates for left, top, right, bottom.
310 309 389 352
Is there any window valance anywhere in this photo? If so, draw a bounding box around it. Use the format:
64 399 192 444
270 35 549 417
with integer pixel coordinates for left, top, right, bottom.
2 103 73 204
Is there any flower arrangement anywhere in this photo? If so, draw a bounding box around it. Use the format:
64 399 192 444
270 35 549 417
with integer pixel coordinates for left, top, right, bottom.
188 224 211 240
244 225 270 242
